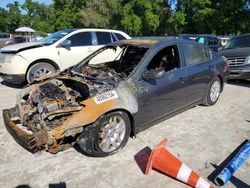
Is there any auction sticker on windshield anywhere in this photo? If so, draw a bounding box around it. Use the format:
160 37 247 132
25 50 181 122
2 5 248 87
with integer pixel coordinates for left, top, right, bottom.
94 91 118 104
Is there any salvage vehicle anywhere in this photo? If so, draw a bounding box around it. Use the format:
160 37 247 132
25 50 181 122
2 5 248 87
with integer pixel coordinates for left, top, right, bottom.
219 34 250 79
3 38 229 157
0 28 130 84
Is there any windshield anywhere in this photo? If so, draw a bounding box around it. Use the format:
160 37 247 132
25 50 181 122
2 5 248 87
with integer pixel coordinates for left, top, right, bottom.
40 29 76 45
224 35 250 49
72 45 149 80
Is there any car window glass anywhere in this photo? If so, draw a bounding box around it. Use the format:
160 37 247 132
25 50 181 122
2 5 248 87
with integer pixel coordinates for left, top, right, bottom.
96 32 112 45
67 32 92 47
115 33 126 40
207 37 214 45
203 47 212 60
0 34 9 39
214 37 219 45
226 35 250 48
111 33 117 42
147 45 180 72
197 37 206 44
182 43 206 65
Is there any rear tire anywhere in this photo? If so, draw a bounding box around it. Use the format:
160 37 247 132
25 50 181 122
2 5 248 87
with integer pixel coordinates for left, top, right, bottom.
26 62 55 83
77 111 131 157
203 76 221 106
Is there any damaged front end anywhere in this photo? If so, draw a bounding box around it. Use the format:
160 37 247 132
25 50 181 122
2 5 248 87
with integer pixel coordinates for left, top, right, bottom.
3 43 148 154
3 77 91 153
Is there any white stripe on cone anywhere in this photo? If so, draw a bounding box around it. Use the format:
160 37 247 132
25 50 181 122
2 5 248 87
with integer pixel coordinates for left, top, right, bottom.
176 163 192 183
196 177 211 188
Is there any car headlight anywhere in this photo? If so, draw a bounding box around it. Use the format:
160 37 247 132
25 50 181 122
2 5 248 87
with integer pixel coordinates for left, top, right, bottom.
4 54 15 63
245 56 250 64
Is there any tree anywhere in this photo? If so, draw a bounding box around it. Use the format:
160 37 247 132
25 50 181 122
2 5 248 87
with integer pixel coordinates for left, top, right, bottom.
6 1 22 33
120 0 170 36
81 0 121 28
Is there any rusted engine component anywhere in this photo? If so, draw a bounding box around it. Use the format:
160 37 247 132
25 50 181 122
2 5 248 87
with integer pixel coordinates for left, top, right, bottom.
4 78 90 153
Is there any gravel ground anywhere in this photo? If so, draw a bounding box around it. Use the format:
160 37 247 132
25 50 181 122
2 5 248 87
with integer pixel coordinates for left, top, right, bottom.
0 79 249 188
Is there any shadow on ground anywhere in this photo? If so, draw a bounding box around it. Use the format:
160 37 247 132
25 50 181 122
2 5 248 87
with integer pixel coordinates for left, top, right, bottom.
1 80 26 89
227 80 250 88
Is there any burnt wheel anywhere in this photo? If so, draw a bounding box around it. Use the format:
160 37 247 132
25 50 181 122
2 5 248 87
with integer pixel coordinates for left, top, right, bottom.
77 111 131 157
203 76 221 106
27 62 55 83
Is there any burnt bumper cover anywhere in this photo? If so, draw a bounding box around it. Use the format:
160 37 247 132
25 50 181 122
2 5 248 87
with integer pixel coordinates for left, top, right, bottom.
3 107 45 153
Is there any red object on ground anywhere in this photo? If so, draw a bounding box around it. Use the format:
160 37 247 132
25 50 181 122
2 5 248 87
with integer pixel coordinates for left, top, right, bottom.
145 139 214 188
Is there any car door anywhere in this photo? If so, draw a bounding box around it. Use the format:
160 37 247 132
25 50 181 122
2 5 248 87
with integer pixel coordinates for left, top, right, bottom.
133 44 188 127
180 42 213 104
58 31 94 70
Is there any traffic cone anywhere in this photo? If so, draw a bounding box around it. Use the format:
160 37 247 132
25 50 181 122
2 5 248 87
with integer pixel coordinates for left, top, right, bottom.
145 139 214 188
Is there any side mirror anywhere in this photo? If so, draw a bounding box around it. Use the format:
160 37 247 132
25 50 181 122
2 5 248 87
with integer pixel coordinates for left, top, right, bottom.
60 39 72 48
142 69 165 80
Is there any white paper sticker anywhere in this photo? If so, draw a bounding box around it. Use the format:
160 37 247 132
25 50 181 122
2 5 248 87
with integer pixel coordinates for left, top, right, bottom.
94 90 118 104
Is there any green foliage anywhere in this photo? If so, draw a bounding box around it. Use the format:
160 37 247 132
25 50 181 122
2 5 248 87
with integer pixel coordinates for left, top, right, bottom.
0 0 249 36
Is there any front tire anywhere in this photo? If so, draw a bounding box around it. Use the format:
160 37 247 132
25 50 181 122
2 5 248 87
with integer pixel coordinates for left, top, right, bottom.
26 62 55 83
77 111 131 157
203 76 221 106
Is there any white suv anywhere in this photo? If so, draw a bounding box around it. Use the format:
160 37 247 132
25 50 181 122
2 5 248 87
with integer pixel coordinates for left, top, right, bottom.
0 28 131 84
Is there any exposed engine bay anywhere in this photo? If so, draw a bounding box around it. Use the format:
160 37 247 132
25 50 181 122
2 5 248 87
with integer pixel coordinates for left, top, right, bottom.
20 79 88 132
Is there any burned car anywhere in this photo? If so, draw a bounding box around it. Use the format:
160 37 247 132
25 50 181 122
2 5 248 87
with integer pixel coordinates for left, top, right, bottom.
3 38 229 157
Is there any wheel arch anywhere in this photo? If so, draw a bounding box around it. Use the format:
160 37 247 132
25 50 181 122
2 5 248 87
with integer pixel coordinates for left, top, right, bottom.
215 74 223 92
26 59 60 80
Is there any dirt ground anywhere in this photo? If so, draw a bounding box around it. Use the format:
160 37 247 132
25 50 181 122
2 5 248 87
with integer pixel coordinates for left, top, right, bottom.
0 79 249 188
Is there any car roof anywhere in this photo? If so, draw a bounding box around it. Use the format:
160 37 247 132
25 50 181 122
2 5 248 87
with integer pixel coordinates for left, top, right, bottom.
232 33 250 39
110 37 187 48
197 34 218 37
70 28 128 33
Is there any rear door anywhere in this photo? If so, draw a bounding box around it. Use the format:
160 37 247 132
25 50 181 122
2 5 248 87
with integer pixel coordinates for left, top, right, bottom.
180 42 213 104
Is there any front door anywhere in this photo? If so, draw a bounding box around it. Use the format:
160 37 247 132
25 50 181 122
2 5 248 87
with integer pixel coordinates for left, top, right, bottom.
134 44 188 127
58 31 94 70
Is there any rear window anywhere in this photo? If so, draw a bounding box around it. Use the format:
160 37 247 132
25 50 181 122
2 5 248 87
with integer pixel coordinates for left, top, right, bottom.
96 32 112 45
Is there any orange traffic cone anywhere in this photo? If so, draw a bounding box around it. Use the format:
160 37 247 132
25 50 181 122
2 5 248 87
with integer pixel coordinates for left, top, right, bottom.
146 139 214 188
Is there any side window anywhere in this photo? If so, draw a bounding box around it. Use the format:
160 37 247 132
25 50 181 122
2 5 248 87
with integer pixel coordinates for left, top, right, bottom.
214 37 219 45
198 37 206 44
111 33 117 42
67 32 92 46
182 43 207 65
96 32 112 45
0 34 9 39
114 33 126 41
207 37 214 45
203 47 212 60
147 45 180 72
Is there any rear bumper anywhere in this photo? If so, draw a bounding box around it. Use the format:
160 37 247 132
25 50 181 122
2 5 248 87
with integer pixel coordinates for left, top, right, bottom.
3 107 45 153
229 65 250 79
